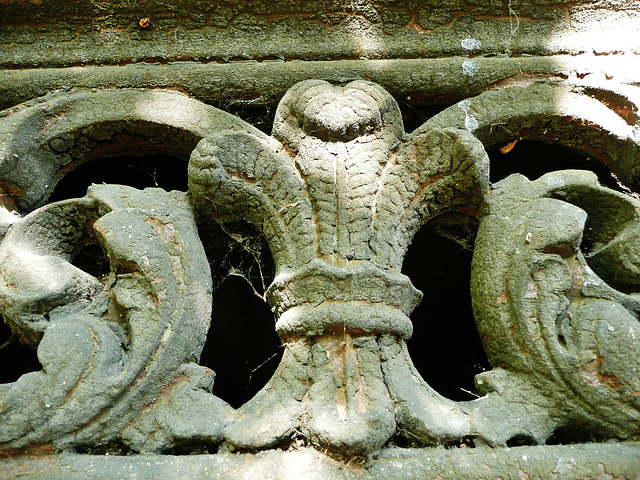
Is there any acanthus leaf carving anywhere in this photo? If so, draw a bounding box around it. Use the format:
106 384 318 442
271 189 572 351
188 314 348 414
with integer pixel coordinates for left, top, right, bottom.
0 79 638 457
470 170 640 444
0 185 229 453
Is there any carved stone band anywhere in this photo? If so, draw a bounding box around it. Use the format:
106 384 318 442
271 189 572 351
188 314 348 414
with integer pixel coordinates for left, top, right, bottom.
267 260 421 338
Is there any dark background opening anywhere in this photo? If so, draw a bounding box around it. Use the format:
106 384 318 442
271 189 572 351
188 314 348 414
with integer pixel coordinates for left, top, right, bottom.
204 274 281 409
48 153 188 202
401 136 624 402
403 225 489 401
200 229 280 409
488 139 622 191
0 321 41 383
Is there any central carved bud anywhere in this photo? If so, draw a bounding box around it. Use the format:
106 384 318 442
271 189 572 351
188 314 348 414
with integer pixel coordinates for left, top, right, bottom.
300 87 383 141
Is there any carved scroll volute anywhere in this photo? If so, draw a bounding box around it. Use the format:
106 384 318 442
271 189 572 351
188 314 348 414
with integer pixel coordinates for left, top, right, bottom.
0 186 230 454
189 80 490 453
470 170 640 444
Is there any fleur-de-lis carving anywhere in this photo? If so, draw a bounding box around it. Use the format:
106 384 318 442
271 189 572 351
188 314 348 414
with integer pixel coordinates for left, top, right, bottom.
189 80 490 453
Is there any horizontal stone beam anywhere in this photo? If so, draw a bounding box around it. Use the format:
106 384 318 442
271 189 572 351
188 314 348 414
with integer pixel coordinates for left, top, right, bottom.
2 443 639 479
1 55 639 111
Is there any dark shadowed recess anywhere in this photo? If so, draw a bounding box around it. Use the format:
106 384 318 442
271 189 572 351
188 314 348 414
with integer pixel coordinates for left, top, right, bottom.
48 153 188 202
199 227 280 409
403 226 488 401
204 273 282 409
0 321 42 383
489 139 623 191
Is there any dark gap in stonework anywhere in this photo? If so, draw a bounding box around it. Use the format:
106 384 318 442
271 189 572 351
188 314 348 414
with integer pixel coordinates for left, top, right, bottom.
71 243 111 281
0 321 40 383
48 153 188 203
200 228 280 409
546 425 611 445
546 425 615 445
397 103 449 134
403 225 489 402
488 139 623 191
216 100 276 135
506 434 537 447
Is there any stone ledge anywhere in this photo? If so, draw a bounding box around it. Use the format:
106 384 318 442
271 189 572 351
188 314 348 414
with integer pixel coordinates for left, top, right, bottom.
1 55 640 112
2 443 639 480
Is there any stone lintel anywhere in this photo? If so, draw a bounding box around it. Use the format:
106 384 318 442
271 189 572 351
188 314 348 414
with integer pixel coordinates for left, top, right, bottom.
1 55 639 112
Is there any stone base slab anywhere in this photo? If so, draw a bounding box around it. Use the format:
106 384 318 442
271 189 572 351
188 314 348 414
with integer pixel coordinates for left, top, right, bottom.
2 443 639 480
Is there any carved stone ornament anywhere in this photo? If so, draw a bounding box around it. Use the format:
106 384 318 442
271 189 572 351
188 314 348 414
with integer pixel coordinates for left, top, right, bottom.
0 80 639 458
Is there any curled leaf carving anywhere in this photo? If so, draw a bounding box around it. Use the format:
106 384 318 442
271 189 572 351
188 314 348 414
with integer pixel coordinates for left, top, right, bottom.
0 185 228 453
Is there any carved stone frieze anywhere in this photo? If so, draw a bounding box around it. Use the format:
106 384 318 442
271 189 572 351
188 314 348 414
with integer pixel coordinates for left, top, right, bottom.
0 78 639 471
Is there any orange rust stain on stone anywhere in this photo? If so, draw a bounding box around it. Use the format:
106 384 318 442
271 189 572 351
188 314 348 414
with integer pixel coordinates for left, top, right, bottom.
496 289 508 303
0 443 56 457
353 376 369 414
310 327 373 415
579 354 623 390
138 372 189 414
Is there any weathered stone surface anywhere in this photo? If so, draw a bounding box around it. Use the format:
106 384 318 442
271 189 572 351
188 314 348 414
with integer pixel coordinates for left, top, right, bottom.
0 0 639 475
0 185 227 453
2 55 640 114
470 170 640 444
0 0 638 68
0 88 265 212
1 72 640 476
188 80 490 453
2 443 639 480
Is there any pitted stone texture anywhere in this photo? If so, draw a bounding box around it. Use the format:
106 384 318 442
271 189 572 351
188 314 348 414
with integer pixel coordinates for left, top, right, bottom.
469 170 640 445
190 80 489 274
0 185 230 454
0 88 266 212
1 0 639 68
189 80 487 454
2 56 640 116
3 443 639 479
424 81 640 193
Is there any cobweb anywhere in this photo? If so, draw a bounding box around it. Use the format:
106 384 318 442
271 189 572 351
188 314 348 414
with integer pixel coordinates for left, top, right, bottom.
206 222 275 298
200 221 281 408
